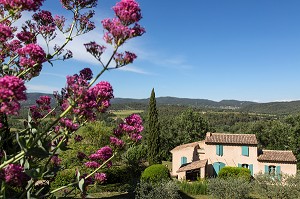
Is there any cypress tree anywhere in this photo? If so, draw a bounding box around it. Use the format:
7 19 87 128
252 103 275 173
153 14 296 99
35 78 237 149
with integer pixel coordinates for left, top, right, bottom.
147 88 161 165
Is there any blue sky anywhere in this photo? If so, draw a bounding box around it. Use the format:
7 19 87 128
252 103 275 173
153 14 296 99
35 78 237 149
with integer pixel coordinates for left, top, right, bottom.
27 0 300 102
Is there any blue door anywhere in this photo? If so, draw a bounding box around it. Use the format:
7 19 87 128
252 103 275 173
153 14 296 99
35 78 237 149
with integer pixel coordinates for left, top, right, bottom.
213 162 225 176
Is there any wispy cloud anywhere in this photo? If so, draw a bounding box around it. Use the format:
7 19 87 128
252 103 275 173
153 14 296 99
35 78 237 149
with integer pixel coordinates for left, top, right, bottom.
118 65 151 75
40 72 66 78
26 84 60 93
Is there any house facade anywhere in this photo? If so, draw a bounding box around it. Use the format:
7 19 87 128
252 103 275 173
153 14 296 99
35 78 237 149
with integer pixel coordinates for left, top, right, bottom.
170 132 297 180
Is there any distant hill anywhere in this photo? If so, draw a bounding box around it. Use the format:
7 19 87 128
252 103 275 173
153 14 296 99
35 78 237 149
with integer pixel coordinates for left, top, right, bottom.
111 97 256 109
24 93 300 115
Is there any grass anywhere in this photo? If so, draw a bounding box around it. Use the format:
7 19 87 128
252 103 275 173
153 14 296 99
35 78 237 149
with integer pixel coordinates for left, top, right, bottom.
111 110 144 119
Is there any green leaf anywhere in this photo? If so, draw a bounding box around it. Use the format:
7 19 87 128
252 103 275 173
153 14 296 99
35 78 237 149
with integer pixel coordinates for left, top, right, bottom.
25 168 40 179
78 178 84 192
27 147 50 158
16 133 27 151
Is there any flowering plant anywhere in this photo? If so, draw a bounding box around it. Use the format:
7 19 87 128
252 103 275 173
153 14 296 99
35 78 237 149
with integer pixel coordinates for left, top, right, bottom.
0 0 145 197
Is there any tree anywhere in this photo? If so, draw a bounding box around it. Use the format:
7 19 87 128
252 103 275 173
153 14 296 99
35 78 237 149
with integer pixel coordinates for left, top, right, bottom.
147 88 161 165
175 108 209 144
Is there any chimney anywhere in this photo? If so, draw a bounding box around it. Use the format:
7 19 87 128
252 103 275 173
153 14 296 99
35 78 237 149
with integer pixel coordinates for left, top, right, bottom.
206 132 212 137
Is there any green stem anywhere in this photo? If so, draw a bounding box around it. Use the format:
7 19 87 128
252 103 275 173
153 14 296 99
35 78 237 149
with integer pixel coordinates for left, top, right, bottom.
0 151 25 169
46 153 115 197
50 9 78 59
88 46 119 88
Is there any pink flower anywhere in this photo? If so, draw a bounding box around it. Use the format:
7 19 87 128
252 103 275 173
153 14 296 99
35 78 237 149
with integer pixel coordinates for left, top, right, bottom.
51 155 61 166
113 0 142 25
85 161 100 168
114 51 137 67
77 151 87 160
4 164 30 187
0 0 44 11
94 172 106 184
0 76 27 115
59 118 79 131
33 10 56 36
84 41 106 61
110 136 125 148
79 68 93 81
16 29 37 44
114 114 143 142
96 146 113 161
0 24 13 43
16 43 46 79
88 81 114 112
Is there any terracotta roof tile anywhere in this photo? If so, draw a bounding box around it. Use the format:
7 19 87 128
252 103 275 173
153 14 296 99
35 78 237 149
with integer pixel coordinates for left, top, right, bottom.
177 159 208 173
205 133 257 145
258 150 297 163
170 141 200 152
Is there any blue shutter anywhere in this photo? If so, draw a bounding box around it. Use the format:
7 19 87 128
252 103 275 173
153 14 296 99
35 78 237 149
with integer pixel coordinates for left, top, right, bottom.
249 164 254 176
220 145 223 156
220 162 225 170
242 146 249 156
238 163 242 167
264 165 269 174
216 145 220 156
213 162 219 176
181 157 187 165
276 166 281 180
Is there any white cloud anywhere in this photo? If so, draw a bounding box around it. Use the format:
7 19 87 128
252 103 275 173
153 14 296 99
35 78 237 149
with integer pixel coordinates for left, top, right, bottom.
118 65 151 75
26 84 60 93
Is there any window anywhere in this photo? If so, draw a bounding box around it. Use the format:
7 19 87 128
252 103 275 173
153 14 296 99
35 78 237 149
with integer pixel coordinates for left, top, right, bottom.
242 146 249 156
181 156 187 165
265 165 281 180
216 145 223 156
238 163 254 176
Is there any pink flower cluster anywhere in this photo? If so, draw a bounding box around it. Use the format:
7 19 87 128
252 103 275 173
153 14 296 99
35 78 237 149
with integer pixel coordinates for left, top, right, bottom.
114 51 137 67
88 81 114 113
94 172 106 184
60 0 97 10
113 0 142 26
113 114 143 142
84 41 106 61
85 146 113 169
76 10 95 34
100 0 145 68
59 118 79 132
110 136 125 148
16 43 47 79
33 10 56 36
0 0 44 11
57 68 114 121
0 76 27 116
0 164 30 187
102 18 145 46
51 155 62 166
0 24 13 43
30 95 53 121
16 28 37 44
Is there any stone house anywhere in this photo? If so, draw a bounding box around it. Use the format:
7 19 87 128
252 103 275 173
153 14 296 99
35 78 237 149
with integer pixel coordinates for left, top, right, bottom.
170 132 297 180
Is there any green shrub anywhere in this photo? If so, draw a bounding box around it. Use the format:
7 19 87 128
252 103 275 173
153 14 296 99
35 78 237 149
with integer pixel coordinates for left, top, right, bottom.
218 166 251 181
253 173 300 199
88 183 132 193
50 169 76 190
208 177 252 199
141 164 170 183
135 180 181 199
101 165 133 184
178 180 207 195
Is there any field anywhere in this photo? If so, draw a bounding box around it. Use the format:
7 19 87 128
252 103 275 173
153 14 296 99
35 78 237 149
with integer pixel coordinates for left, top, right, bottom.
111 110 144 119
